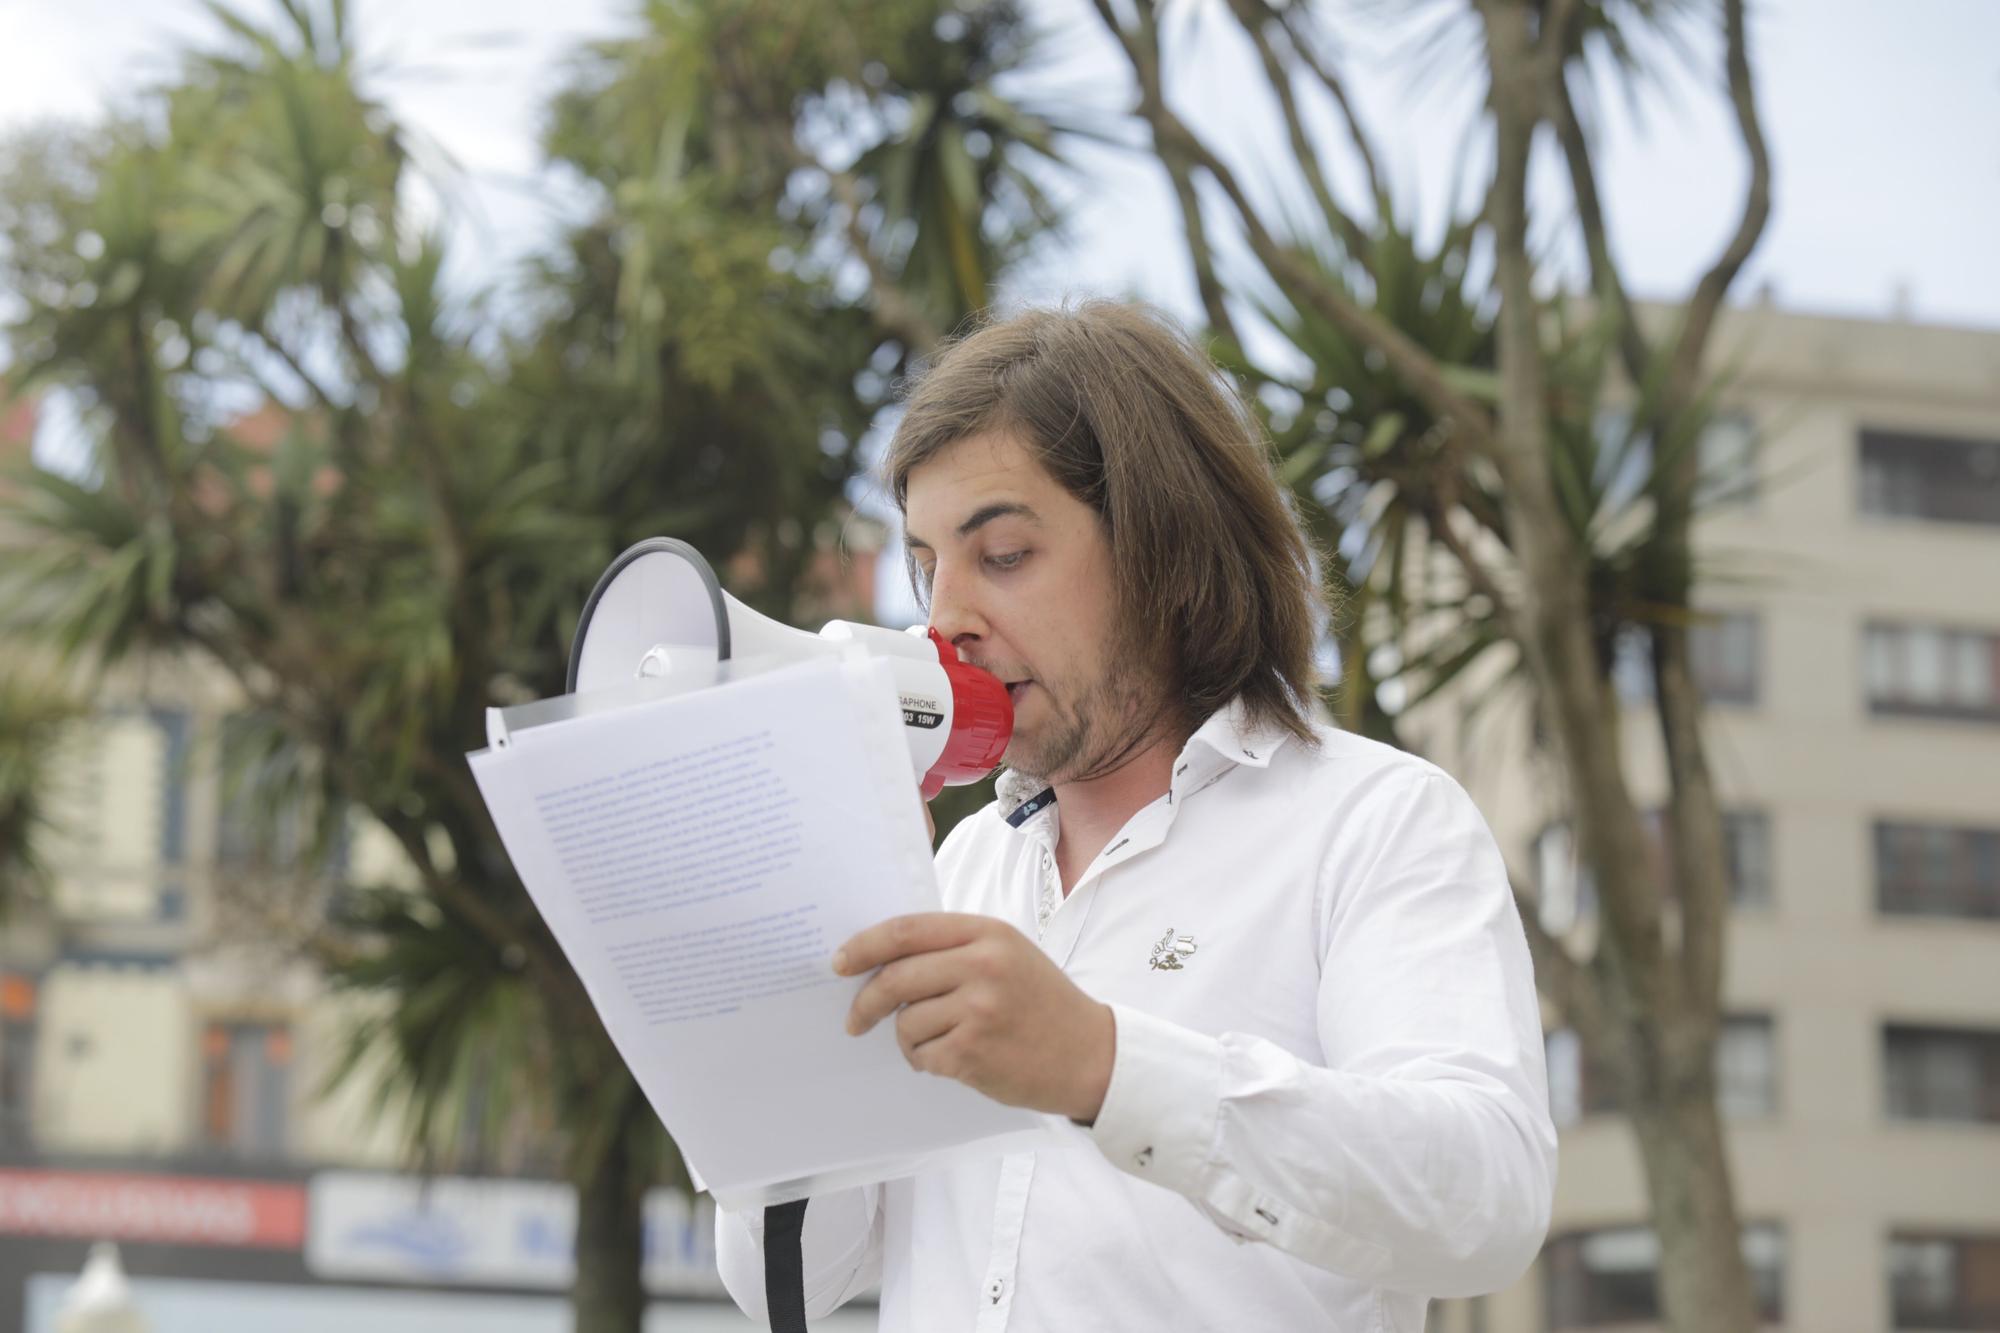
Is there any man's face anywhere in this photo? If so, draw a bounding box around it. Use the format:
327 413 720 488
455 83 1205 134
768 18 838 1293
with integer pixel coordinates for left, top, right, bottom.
903 431 1164 784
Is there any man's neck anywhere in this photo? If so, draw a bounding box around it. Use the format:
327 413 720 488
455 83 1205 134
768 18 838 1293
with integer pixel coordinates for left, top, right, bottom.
1049 732 1183 895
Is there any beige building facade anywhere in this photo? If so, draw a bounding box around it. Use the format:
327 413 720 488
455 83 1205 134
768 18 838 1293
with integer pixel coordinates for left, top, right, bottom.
0 649 414 1170
1420 307 2000 1333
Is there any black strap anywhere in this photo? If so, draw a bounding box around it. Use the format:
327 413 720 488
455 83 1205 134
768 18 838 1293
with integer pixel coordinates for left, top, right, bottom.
763 1198 809 1333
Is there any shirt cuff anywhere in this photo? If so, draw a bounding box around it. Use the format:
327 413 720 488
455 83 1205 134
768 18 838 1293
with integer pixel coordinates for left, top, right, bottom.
1087 1003 1226 1195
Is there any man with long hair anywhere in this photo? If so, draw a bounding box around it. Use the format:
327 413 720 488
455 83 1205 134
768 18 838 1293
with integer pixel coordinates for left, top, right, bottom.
718 302 1555 1330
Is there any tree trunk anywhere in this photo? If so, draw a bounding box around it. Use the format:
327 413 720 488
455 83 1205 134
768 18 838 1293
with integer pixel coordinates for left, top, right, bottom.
1630 1075 1761 1332
572 1107 648 1333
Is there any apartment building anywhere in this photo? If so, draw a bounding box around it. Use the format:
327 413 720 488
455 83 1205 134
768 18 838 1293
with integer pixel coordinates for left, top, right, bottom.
1419 307 2000 1333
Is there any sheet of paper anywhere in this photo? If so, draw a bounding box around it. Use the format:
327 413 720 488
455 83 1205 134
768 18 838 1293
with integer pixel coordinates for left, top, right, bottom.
468 655 1043 1208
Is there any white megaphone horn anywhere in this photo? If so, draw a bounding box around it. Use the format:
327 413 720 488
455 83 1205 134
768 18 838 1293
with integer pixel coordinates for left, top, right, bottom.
567 537 1012 798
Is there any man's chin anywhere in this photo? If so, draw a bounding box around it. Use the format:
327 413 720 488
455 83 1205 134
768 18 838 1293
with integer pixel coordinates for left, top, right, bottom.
1002 733 1071 787
1000 740 1044 783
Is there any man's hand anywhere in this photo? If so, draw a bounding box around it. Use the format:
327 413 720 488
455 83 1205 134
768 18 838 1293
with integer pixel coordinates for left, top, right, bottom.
833 913 1114 1123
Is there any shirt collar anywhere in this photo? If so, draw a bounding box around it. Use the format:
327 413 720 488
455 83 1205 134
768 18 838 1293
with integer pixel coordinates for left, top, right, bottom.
992 696 1293 828
1182 695 1292 771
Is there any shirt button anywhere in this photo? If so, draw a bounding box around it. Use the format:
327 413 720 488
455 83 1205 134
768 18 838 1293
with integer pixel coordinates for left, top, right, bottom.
987 1278 1005 1304
1134 1145 1154 1168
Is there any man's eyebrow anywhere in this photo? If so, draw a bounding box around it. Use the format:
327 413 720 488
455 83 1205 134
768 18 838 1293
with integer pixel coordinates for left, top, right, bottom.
905 502 1041 551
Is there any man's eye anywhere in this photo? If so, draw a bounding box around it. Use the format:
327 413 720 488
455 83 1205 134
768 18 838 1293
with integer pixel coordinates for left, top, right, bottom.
985 551 1029 572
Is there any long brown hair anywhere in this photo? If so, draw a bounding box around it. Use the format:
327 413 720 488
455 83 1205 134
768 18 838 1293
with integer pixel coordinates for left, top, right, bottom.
883 300 1328 746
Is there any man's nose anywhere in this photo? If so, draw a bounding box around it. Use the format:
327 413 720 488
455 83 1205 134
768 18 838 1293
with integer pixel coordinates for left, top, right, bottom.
925 561 986 657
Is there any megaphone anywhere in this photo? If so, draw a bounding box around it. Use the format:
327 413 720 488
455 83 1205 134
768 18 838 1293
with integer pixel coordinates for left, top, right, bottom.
568 537 1012 798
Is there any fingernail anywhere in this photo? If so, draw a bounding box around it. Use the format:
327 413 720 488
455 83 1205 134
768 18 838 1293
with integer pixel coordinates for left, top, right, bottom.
831 950 849 975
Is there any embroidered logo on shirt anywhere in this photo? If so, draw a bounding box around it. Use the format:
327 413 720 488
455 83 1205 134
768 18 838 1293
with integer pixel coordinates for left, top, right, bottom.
1148 928 1198 970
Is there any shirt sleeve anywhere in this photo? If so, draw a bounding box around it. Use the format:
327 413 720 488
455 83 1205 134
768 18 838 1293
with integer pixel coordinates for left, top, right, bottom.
1086 768 1558 1297
713 1185 883 1321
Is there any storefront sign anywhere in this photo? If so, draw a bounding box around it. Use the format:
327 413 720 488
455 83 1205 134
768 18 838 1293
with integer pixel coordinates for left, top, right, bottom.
305 1172 723 1296
0 1168 306 1249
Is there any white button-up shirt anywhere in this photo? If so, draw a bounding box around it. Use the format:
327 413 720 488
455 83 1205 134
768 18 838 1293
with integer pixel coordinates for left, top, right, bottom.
717 700 1556 1330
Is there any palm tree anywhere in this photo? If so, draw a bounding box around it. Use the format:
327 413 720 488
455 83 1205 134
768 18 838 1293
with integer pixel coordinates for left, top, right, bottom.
0 3 1068 1328
0 670 81 918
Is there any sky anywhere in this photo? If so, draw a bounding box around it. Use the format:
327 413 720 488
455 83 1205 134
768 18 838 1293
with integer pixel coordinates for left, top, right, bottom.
3 0 1994 327
2 0 1996 614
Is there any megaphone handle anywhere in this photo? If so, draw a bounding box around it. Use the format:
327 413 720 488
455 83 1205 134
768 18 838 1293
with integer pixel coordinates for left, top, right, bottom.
763 1198 809 1332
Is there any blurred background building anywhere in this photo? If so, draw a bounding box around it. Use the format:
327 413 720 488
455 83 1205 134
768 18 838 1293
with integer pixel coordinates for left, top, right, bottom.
1419 306 2000 1333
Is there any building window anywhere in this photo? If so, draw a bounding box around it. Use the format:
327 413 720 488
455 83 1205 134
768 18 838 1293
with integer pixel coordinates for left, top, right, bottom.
1536 1012 1776 1128
1592 409 1760 511
0 975 37 1149
1877 822 2000 920
1612 614 1761 707
151 708 191 867
1547 1224 1785 1328
1642 808 1774 910
215 716 348 879
1890 1233 2000 1331
1860 429 2000 527
1699 412 1760 506
1545 1029 1600 1128
1720 811 1774 908
215 777 316 870
1539 809 1770 936
1534 823 1593 935
1546 1014 1776 1129
199 1021 292 1158
1610 627 1653 706
1717 1015 1780 1119
1884 1025 2000 1124
156 883 187 922
1690 613 1761 705
214 775 269 871
1864 622 2000 723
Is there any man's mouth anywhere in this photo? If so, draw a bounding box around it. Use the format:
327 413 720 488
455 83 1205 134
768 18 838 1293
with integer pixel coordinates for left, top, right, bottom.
1004 680 1032 706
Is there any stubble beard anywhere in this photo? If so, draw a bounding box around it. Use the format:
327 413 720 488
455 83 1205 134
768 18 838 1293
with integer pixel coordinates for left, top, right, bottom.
1009 649 1178 787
